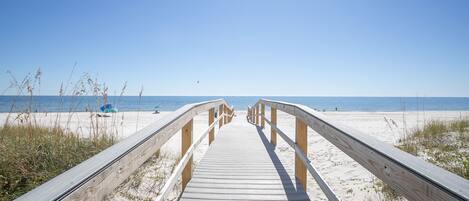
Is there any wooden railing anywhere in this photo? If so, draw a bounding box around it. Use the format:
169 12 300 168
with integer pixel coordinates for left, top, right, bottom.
17 99 235 201
247 99 469 201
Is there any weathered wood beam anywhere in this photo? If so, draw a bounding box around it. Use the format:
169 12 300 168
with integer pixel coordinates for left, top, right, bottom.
219 104 224 128
182 119 193 190
261 104 265 128
270 107 277 146
295 117 307 190
209 108 215 145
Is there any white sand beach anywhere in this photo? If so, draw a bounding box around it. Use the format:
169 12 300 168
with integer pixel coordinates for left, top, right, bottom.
2 110 468 200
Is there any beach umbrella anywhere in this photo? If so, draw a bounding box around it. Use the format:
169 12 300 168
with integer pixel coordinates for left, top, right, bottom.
100 104 118 113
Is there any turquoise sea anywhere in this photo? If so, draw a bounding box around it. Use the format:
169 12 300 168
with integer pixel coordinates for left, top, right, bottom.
1 96 469 113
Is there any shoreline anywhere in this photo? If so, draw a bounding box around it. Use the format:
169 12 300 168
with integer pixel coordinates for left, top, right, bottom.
3 96 469 114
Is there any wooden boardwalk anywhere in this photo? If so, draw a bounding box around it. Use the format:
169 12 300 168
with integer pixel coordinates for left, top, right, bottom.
18 99 469 201
180 115 310 201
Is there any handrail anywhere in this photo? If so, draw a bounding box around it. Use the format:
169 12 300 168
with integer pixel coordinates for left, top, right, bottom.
263 117 339 201
155 113 227 201
250 99 469 201
17 99 234 201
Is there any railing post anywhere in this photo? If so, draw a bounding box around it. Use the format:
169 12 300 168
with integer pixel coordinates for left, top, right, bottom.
261 104 265 128
252 107 255 123
224 106 228 124
295 117 307 190
219 104 224 128
182 119 193 191
226 106 229 123
253 107 255 123
255 105 259 125
209 108 215 145
271 107 277 146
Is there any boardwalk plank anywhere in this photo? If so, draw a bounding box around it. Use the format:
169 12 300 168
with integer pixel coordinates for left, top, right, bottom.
181 192 309 201
180 115 310 201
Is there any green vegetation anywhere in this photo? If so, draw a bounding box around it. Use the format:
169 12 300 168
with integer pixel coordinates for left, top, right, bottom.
0 124 116 200
0 69 123 200
398 119 469 178
375 118 469 200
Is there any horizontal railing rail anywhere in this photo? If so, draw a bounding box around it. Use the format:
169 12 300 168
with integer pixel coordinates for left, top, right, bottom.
17 99 234 201
248 99 469 201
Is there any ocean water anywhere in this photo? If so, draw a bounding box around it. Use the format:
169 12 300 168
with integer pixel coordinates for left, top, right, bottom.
0 96 468 113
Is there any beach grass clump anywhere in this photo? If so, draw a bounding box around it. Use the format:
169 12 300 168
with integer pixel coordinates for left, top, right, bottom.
397 119 468 178
0 68 130 200
0 124 116 200
375 118 469 200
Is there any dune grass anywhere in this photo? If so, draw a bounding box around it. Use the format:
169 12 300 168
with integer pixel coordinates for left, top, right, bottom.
375 118 469 200
0 69 125 200
397 119 469 178
0 124 116 200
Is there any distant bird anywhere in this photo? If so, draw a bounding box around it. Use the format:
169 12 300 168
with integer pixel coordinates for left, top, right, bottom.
196 80 200 84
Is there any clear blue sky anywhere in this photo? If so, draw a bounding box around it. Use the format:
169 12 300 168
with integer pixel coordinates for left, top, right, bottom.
1 0 468 96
